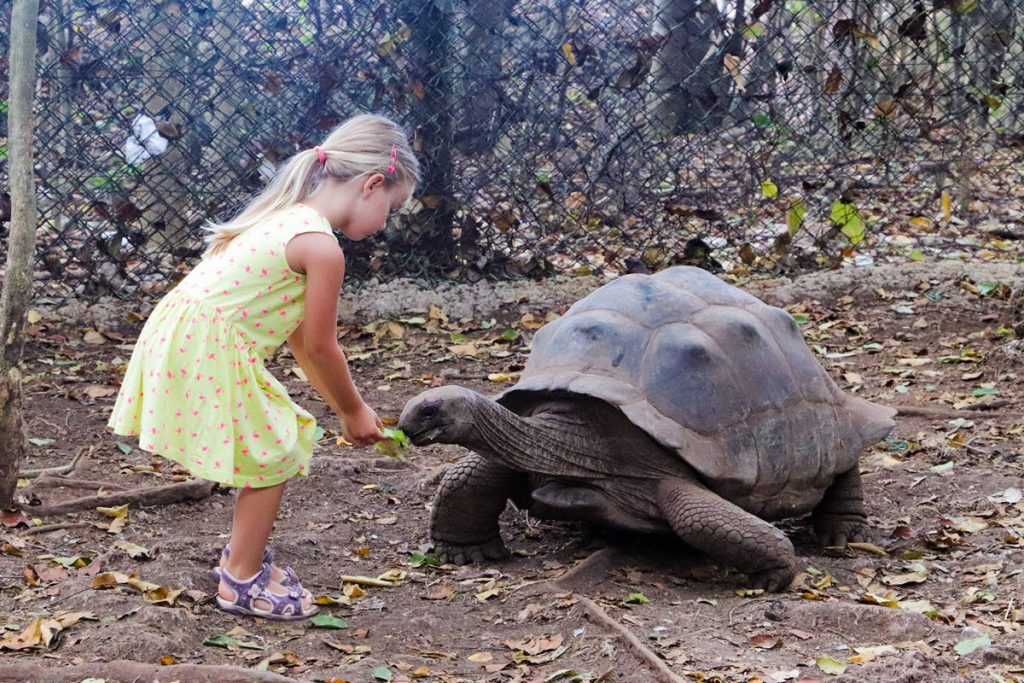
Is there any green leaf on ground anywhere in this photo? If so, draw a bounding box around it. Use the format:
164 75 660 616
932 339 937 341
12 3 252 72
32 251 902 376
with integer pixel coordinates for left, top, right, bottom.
954 634 991 656
373 666 394 681
831 200 865 245
816 653 847 675
203 634 239 648
309 613 348 629
116 442 133 455
624 593 649 604
409 552 441 567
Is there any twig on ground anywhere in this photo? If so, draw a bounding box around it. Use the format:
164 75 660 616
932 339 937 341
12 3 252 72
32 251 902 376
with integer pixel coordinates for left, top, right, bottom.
576 595 686 683
0 660 297 683
21 521 100 536
29 478 215 516
339 575 400 587
894 403 1012 419
19 446 91 479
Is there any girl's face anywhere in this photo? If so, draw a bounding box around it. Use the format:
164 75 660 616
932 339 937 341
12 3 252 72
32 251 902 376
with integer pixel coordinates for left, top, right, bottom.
342 175 413 242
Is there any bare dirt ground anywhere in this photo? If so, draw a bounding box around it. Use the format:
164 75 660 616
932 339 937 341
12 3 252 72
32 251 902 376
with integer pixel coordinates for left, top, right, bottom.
2 259 1023 683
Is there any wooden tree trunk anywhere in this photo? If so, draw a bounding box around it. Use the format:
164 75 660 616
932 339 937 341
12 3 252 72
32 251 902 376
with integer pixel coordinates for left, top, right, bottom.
455 0 517 154
398 0 456 267
646 0 729 135
135 0 194 251
0 0 41 508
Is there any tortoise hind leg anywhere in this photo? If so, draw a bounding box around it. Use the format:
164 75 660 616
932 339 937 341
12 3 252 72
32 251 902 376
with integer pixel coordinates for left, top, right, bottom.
430 453 528 565
657 477 797 591
811 466 867 548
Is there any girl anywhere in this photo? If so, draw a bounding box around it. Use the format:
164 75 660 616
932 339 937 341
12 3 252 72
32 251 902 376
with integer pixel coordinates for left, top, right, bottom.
109 114 419 620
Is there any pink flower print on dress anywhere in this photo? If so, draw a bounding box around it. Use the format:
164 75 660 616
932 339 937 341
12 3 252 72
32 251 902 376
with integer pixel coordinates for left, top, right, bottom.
234 466 242 473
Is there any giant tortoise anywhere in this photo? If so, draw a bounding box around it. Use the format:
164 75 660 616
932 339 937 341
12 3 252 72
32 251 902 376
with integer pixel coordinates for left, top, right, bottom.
398 266 895 590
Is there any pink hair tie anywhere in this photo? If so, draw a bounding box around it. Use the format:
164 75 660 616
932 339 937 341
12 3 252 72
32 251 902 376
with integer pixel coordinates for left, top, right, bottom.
314 146 326 164
386 144 398 174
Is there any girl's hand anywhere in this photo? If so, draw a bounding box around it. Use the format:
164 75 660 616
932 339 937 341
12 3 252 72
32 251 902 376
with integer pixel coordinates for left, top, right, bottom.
341 403 385 447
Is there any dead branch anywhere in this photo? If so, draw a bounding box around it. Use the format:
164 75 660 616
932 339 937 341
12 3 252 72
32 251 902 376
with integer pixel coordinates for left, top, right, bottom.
0 660 297 683
19 446 90 479
576 595 687 683
28 478 215 516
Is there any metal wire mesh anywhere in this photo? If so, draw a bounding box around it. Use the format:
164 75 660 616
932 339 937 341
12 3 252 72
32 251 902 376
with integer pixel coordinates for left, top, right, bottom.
1 0 1022 302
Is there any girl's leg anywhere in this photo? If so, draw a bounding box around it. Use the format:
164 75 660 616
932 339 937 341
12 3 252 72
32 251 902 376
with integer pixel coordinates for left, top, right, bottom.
219 481 312 611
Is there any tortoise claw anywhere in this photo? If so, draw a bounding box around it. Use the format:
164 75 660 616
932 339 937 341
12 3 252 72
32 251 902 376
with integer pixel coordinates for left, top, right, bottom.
813 513 868 548
433 537 509 565
747 565 797 592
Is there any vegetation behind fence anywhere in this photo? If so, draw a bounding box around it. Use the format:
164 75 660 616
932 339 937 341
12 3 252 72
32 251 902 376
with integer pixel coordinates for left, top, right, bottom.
1 0 1022 302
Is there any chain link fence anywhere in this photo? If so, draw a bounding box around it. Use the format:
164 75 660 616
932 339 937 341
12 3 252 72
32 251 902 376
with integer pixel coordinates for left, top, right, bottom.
1 0 1023 303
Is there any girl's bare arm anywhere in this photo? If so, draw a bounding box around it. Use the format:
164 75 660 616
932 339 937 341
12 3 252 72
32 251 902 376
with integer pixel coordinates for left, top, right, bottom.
286 232 383 444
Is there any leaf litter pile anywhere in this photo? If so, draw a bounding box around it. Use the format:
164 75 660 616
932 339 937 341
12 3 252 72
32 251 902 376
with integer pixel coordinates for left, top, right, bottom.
2 259 1024 682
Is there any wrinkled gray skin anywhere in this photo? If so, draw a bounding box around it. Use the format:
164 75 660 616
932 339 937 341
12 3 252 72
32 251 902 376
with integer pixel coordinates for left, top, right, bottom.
398 267 895 591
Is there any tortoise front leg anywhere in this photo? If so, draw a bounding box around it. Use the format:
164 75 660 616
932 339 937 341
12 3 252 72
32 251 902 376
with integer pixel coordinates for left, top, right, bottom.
657 477 797 591
811 465 867 548
430 453 527 565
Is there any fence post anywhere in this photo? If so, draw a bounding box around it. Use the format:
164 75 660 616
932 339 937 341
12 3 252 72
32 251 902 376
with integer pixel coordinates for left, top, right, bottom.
0 0 40 507
399 0 456 269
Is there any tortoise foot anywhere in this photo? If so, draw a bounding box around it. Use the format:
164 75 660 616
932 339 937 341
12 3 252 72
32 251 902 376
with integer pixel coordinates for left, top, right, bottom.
747 564 797 592
433 537 509 565
813 513 868 548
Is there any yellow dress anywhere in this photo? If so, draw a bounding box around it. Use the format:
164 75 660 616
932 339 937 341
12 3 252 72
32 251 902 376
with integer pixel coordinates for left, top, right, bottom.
108 203 334 488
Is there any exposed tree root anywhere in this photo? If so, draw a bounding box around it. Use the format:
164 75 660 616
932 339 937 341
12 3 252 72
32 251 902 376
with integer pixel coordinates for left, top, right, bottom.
25 473 129 499
0 659 296 683
577 595 686 683
29 478 215 516
19 447 90 479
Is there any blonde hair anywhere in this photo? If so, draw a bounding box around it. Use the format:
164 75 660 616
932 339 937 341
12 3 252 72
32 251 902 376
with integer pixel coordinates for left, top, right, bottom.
204 114 420 257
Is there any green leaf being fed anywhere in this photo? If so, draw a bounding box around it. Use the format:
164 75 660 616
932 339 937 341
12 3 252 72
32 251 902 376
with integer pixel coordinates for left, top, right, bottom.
374 427 409 461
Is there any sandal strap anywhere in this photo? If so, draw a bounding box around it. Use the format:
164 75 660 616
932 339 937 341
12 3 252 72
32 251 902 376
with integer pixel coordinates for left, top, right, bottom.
221 545 309 597
220 563 273 612
219 563 312 617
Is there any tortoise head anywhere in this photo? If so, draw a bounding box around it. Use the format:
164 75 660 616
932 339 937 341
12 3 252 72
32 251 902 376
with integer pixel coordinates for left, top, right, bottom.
398 385 481 446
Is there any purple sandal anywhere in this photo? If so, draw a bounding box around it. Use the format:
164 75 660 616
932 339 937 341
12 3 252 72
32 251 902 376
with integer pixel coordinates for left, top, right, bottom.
215 562 318 621
212 546 312 602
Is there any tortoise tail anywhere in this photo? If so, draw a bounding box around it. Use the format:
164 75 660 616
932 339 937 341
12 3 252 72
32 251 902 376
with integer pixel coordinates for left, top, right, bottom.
847 396 896 447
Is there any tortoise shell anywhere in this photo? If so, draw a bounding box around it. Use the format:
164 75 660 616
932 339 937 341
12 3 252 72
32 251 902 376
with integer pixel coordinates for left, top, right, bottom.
499 266 894 510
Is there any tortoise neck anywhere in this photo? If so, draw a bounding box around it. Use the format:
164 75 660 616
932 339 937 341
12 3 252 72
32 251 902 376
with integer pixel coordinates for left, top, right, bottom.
464 397 587 472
